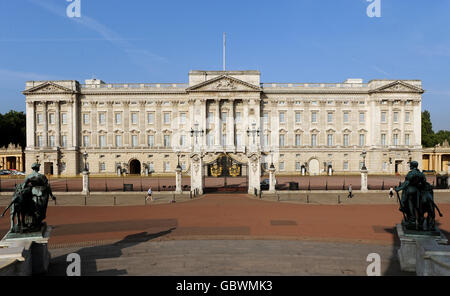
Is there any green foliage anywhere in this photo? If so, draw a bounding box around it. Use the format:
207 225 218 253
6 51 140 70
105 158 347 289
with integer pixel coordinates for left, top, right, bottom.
421 110 450 147
0 110 26 148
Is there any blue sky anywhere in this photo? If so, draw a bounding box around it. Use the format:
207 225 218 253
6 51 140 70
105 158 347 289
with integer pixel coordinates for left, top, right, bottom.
0 0 449 130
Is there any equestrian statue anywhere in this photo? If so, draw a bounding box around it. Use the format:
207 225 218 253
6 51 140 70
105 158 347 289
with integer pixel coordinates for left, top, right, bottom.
395 161 443 231
1 163 56 233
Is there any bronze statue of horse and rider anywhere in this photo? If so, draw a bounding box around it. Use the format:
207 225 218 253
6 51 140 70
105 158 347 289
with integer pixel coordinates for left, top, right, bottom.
1 163 56 233
395 161 443 232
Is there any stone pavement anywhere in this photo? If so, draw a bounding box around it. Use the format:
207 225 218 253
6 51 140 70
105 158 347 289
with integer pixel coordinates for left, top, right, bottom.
47 238 412 276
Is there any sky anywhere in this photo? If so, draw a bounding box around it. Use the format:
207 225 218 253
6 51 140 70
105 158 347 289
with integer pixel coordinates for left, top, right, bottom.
0 0 449 130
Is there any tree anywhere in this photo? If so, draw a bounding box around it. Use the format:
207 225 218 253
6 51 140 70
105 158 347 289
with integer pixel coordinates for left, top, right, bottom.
421 110 435 147
0 110 26 149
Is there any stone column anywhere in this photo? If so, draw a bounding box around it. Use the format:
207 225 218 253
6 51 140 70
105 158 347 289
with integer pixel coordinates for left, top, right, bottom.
190 154 203 196
43 102 48 147
229 100 235 148
26 101 36 148
106 101 113 147
123 101 130 147
215 99 221 148
269 164 276 193
155 101 162 147
72 95 78 148
175 164 182 193
55 101 61 147
361 168 368 192
139 101 146 147
248 153 261 195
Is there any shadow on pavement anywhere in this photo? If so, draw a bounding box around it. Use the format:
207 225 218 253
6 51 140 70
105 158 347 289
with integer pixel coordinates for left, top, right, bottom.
47 228 175 276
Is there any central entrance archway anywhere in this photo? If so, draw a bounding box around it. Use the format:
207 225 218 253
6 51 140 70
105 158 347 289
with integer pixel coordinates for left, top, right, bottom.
203 154 248 193
309 159 320 176
129 159 141 175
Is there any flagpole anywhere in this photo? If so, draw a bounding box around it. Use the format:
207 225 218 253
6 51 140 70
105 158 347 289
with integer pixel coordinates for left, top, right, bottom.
223 32 226 71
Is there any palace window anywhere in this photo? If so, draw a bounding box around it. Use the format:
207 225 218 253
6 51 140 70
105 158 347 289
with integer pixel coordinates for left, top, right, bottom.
131 113 138 125
37 113 43 124
164 162 170 172
359 112 365 123
148 135 154 147
164 135 171 148
99 135 106 147
343 112 349 123
180 135 186 147
221 134 227 146
311 111 317 123
132 135 138 147
115 113 121 124
327 112 333 123
381 134 386 146
279 134 285 147
83 114 90 124
147 113 154 124
100 162 106 172
359 134 365 146
49 136 55 147
61 113 67 125
343 161 349 170
236 134 242 147
279 112 285 123
49 113 55 124
296 112 301 123
83 135 89 147
180 112 186 124
405 134 410 146
295 134 301 146
327 134 333 146
279 162 285 171
311 134 317 147
61 135 67 147
393 112 399 123
115 135 122 147
381 112 386 123
263 112 269 124
393 134 399 146
296 162 301 171
99 113 106 125
164 113 171 124
405 112 410 123
207 133 214 147
343 134 349 147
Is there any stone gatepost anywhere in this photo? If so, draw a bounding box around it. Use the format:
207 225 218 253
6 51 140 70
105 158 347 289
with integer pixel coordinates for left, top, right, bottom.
82 170 90 195
175 165 182 193
269 164 276 193
360 168 368 192
190 154 203 196
248 153 261 195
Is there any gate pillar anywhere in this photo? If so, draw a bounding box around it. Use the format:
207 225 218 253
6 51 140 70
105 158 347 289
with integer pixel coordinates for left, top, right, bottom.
248 153 261 195
190 153 204 195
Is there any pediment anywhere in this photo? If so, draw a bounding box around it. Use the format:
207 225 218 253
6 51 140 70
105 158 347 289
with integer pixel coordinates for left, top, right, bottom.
187 75 261 92
370 81 424 94
23 82 77 95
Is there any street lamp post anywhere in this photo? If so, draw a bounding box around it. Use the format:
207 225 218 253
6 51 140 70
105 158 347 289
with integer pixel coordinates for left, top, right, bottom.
190 123 204 146
360 150 368 192
246 123 260 145
82 150 90 195
83 150 88 172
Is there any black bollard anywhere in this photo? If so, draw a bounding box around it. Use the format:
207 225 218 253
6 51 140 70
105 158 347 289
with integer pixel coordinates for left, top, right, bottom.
84 195 87 206
114 196 116 206
306 194 309 204
338 195 341 204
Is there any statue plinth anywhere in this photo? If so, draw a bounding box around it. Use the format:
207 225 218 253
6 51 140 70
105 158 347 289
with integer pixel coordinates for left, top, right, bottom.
360 168 368 192
396 223 448 272
82 170 90 195
0 223 52 275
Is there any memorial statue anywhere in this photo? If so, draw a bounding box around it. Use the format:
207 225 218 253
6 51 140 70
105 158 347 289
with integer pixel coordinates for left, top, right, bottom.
1 163 56 233
395 161 443 231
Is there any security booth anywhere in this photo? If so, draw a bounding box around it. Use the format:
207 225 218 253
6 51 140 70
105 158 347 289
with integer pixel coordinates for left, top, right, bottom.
436 174 448 189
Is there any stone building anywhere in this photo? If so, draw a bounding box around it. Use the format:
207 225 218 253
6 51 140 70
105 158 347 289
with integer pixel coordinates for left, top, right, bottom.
0 143 25 172
422 140 450 173
23 70 423 192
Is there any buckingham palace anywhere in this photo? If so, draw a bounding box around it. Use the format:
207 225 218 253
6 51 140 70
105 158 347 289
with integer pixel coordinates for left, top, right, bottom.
23 70 423 186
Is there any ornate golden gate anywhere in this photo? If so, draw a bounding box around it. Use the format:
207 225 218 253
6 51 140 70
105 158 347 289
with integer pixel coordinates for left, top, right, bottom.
203 154 248 193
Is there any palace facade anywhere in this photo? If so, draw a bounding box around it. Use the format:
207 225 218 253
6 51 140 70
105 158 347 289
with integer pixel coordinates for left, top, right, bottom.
23 70 424 181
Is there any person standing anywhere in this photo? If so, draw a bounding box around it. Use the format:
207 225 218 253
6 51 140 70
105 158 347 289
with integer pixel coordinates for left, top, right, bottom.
146 187 153 202
389 187 394 199
348 184 353 199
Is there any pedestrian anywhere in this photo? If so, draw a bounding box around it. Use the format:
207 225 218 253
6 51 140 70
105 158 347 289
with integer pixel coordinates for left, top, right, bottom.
389 187 394 199
347 184 353 199
146 187 153 202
